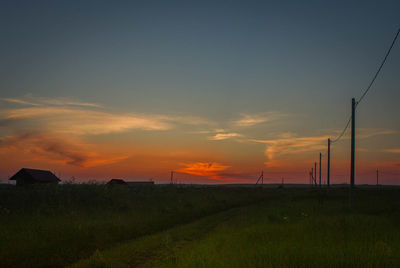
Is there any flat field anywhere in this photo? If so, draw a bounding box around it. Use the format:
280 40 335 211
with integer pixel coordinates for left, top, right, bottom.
1 185 399 267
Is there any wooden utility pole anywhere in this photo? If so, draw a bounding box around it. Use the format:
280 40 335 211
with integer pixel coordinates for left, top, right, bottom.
170 171 174 184
314 162 317 186
311 168 314 186
310 169 313 186
256 170 264 185
327 138 331 187
319 153 322 187
351 97 356 188
376 168 379 186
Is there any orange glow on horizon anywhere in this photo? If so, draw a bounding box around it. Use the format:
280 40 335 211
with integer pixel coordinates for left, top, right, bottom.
1 97 399 184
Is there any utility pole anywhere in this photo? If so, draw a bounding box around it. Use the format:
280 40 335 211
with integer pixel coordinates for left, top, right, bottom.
314 162 317 187
327 138 331 187
376 168 379 186
351 97 356 188
262 170 264 185
170 171 174 185
319 153 322 187
308 168 314 187
256 170 264 185
311 168 314 186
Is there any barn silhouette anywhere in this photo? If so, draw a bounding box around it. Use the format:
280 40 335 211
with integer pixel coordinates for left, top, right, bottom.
9 168 61 186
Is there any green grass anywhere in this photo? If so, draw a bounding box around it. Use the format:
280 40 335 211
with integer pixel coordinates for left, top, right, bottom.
1 185 400 267
72 204 242 268
73 187 400 268
152 188 400 268
0 184 267 267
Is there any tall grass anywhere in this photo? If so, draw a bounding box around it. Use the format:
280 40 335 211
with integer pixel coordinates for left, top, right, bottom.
0 184 267 267
154 188 400 268
2 186 400 267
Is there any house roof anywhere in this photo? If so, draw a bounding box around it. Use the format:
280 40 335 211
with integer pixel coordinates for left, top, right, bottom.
9 168 61 182
107 179 127 185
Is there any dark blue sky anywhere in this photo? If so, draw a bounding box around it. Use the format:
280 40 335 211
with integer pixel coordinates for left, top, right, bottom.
1 1 399 116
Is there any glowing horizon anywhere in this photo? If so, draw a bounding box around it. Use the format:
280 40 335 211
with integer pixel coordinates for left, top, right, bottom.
1 95 399 185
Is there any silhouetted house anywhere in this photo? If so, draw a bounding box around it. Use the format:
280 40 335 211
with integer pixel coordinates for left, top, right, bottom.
106 179 127 186
9 168 61 186
106 179 154 186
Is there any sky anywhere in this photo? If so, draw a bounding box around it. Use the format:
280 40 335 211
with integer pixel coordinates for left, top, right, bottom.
0 0 399 184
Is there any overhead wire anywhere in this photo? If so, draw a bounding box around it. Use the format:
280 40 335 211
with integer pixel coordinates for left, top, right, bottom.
330 28 400 144
314 28 399 177
331 116 351 144
357 28 400 105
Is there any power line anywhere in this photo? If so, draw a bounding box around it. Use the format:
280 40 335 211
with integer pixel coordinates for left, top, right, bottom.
331 116 351 144
357 28 400 105
330 28 400 144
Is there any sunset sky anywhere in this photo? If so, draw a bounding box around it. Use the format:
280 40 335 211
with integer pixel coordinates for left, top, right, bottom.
1 1 399 184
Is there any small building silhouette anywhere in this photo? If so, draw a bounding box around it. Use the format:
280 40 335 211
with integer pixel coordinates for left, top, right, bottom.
106 179 154 186
9 168 61 186
106 179 127 186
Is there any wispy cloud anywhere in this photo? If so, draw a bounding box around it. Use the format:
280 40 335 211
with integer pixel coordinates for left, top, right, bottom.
39 97 102 107
249 129 396 167
328 128 396 140
233 112 284 127
384 149 400 153
0 98 40 106
251 133 328 163
208 132 242 141
191 128 226 134
0 96 215 168
1 106 213 135
358 129 396 139
0 95 101 108
0 132 128 167
163 115 213 126
2 107 173 134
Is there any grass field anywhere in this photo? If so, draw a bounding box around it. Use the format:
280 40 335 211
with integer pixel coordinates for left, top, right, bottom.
1 185 400 267
0 184 266 267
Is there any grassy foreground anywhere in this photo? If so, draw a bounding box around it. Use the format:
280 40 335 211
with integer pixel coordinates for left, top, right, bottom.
0 184 267 267
1 185 400 267
74 187 400 268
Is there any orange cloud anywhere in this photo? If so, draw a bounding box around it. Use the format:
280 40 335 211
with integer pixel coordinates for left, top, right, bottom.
0 132 128 167
176 162 232 181
383 148 400 153
249 128 396 168
3 107 173 134
0 96 218 175
251 133 328 161
1 107 216 136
